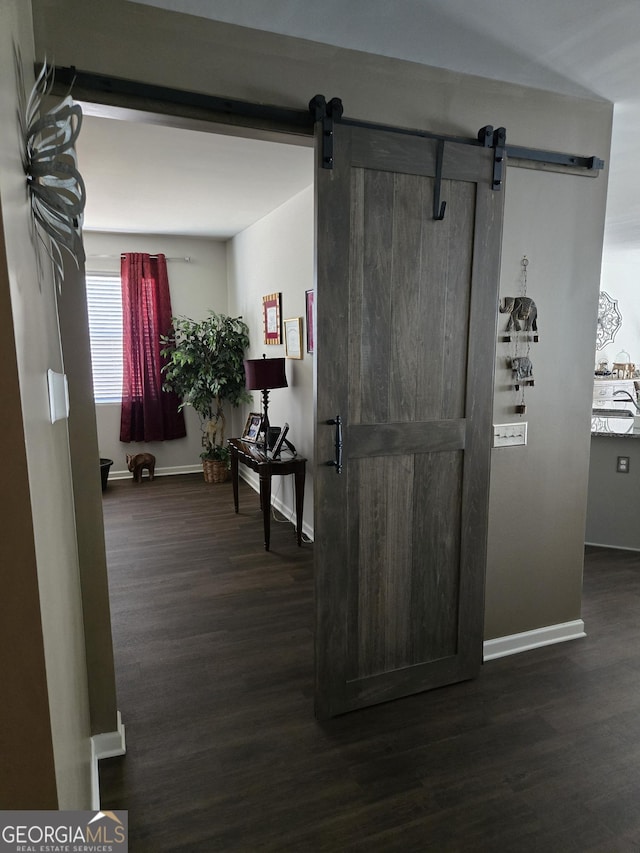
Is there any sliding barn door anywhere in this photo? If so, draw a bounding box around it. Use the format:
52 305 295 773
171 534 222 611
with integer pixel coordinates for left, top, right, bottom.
314 123 504 718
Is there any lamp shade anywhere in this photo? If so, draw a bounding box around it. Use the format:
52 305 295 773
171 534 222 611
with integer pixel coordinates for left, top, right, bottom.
244 357 288 391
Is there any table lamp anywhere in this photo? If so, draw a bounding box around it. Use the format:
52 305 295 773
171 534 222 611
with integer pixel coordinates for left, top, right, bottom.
244 355 288 448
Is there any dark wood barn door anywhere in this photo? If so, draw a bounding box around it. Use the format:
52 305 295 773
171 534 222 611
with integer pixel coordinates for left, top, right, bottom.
314 123 504 717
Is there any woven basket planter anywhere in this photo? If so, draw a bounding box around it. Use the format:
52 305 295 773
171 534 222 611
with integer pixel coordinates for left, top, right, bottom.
203 459 230 484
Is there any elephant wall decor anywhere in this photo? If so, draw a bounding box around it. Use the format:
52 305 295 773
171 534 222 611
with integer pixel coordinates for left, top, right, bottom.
500 296 538 332
511 356 534 381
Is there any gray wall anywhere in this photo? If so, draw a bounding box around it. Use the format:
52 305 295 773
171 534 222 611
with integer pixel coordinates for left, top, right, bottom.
586 435 640 549
33 1 612 647
1 0 93 806
57 255 118 737
486 165 607 637
0 172 58 807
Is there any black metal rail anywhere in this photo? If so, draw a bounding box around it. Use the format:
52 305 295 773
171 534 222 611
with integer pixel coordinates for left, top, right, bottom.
52 66 604 175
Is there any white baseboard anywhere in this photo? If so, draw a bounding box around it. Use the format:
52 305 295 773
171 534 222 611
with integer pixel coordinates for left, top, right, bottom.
239 468 314 542
109 464 202 480
90 711 126 809
483 619 586 661
271 492 314 543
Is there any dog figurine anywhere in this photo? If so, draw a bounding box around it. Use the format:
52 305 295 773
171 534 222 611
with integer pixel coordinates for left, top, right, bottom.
126 452 156 483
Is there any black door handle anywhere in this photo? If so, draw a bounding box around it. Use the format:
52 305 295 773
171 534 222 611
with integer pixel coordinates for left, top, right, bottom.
326 415 343 474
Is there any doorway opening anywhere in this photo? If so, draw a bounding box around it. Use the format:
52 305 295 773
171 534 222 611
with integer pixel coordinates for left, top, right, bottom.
78 109 315 517
75 107 318 747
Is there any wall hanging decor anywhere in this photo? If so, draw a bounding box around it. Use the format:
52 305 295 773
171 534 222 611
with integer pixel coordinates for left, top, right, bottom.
262 293 282 345
596 291 622 350
19 58 86 291
511 355 534 385
284 317 303 359
500 255 537 414
499 295 537 338
305 289 315 353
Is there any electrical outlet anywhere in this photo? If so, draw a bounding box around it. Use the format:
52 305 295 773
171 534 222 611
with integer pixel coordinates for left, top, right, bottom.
493 422 528 448
617 456 630 473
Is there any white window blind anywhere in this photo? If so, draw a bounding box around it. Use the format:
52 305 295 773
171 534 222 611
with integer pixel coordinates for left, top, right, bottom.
85 274 123 403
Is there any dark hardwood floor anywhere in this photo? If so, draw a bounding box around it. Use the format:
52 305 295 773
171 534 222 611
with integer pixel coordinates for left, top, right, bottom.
100 474 640 852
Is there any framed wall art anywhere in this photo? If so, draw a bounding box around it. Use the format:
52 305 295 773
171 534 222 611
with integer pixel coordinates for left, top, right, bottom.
262 292 282 345
284 317 303 359
305 289 315 353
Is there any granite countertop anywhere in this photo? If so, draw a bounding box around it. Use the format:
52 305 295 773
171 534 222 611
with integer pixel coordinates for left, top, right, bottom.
591 414 640 437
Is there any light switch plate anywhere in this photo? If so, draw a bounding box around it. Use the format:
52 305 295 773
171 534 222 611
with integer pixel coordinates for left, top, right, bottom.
493 422 527 448
47 369 69 423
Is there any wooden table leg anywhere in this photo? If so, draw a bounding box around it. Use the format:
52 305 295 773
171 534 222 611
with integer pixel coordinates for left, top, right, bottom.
259 469 272 551
294 465 305 546
231 448 239 513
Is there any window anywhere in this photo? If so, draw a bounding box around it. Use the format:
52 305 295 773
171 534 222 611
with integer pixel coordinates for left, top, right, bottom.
85 274 123 403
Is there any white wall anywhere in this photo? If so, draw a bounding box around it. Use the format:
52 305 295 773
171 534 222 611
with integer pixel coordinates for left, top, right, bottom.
83 231 228 476
597 100 640 371
228 184 314 536
598 245 640 368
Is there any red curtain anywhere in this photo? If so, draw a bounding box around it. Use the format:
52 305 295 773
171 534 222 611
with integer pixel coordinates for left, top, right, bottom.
119 253 186 443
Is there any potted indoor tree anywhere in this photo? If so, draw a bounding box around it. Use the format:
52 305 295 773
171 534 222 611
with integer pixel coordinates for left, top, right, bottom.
160 312 251 483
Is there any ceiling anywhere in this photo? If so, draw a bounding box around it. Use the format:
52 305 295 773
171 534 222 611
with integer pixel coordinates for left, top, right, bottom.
131 0 640 103
80 0 640 242
77 116 314 238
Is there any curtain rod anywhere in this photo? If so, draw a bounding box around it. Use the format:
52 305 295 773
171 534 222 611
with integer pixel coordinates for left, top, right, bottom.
87 254 191 262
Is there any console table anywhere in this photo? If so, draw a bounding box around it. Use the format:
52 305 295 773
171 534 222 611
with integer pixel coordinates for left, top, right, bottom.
228 438 306 551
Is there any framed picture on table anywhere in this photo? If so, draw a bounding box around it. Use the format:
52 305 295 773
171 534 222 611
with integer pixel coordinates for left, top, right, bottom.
271 423 290 459
242 412 262 443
